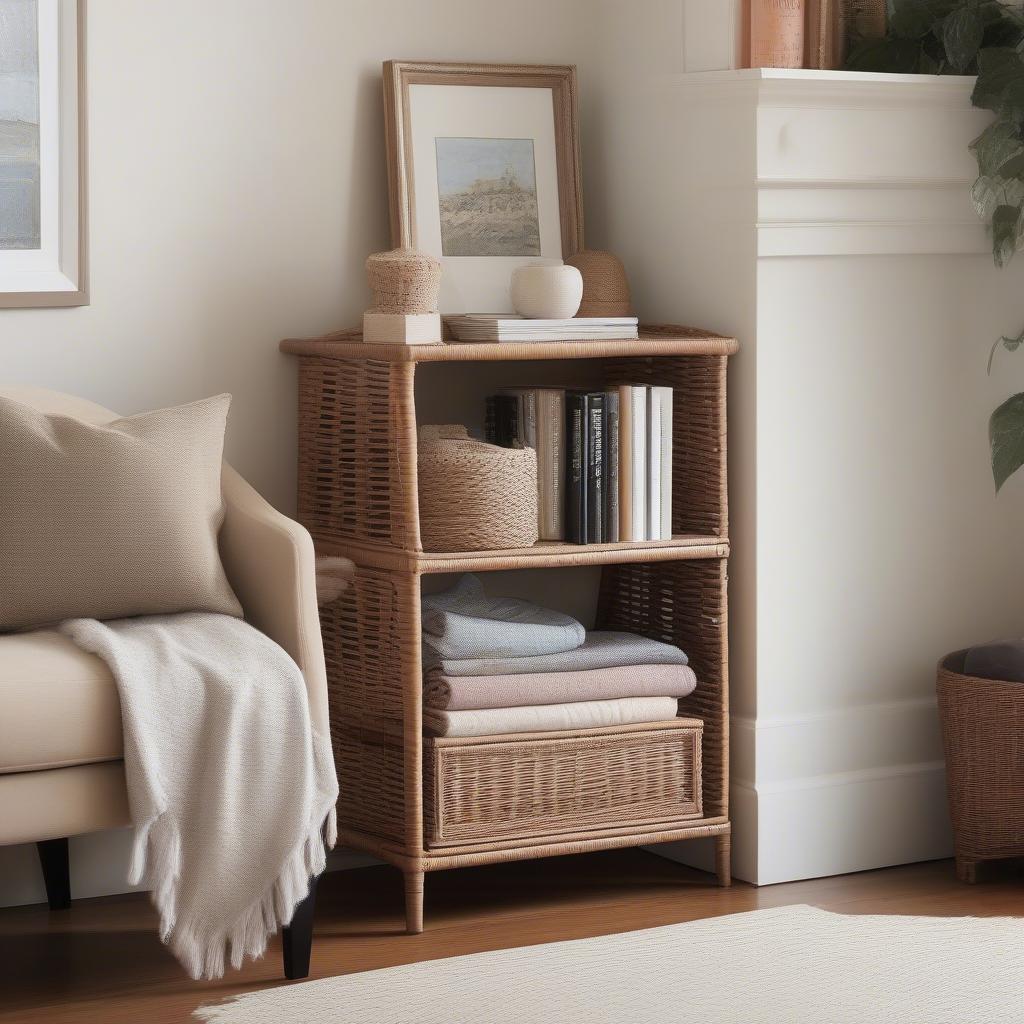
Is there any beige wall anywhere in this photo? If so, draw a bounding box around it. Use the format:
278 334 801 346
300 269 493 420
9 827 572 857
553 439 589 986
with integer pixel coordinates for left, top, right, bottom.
0 0 602 909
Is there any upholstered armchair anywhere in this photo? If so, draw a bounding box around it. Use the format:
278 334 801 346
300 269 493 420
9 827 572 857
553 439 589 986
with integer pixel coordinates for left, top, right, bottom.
0 387 338 980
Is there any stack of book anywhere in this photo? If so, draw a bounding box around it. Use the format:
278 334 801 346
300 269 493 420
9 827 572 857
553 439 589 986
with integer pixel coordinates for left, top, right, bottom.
485 385 673 545
447 316 639 343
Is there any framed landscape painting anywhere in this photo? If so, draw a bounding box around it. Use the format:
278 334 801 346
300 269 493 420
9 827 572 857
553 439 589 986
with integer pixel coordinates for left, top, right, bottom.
0 0 86 307
383 61 583 313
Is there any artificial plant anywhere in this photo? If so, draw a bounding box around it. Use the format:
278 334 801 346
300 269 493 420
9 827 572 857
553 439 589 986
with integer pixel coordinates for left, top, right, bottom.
846 0 1024 489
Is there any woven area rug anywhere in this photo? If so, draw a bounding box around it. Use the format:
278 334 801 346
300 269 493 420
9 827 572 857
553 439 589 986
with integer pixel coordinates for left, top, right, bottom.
195 905 1024 1023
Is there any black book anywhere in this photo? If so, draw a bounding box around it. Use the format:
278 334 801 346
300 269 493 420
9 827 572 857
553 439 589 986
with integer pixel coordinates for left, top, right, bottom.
484 395 498 444
587 393 604 544
565 392 589 544
604 390 620 543
488 394 520 447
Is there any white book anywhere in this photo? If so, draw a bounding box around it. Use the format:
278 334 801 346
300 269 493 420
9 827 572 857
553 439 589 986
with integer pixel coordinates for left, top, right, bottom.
656 386 673 540
618 385 633 544
647 387 661 541
629 385 647 542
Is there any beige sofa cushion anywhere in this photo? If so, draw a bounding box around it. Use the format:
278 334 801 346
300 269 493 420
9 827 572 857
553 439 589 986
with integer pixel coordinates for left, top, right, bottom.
0 630 123 773
0 394 242 632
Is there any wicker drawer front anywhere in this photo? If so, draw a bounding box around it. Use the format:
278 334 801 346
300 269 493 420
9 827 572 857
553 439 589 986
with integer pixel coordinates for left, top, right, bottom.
425 720 703 848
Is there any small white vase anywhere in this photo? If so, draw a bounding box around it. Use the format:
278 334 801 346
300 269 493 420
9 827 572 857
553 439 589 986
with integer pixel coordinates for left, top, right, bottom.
510 264 583 319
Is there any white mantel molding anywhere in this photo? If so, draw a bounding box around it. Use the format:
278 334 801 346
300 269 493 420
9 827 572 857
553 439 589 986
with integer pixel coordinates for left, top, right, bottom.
675 69 993 257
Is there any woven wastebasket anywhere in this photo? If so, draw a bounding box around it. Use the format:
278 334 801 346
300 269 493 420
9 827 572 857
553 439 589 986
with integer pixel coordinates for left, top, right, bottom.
937 650 1024 883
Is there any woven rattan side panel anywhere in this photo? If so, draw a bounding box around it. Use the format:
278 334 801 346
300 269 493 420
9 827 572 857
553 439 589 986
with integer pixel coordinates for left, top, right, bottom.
296 356 418 550
321 565 413 845
601 355 727 538
596 558 728 819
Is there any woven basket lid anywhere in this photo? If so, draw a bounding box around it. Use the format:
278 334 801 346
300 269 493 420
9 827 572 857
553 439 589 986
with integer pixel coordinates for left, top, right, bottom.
365 248 442 314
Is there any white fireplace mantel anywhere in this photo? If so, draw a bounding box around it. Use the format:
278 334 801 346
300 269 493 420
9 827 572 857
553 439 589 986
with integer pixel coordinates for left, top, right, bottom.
598 68 1024 884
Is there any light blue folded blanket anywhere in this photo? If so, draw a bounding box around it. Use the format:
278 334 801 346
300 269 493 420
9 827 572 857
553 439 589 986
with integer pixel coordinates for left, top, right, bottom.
421 575 585 660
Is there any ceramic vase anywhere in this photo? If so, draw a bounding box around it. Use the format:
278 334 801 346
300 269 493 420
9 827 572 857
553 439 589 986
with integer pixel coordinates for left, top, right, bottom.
510 264 583 319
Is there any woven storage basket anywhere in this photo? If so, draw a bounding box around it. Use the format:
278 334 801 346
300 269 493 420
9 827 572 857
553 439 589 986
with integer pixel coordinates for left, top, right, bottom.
937 650 1024 882
424 719 703 847
417 425 539 552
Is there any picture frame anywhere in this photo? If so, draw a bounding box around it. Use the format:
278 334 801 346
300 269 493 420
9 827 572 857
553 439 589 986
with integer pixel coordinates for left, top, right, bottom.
0 0 88 308
383 60 583 313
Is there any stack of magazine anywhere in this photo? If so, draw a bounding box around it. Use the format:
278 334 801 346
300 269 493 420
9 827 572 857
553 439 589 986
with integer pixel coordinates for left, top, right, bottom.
485 386 672 545
448 316 639 343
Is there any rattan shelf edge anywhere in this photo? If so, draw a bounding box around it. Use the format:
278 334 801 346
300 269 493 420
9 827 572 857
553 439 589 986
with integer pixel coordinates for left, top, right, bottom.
314 535 729 573
280 323 738 363
339 818 731 872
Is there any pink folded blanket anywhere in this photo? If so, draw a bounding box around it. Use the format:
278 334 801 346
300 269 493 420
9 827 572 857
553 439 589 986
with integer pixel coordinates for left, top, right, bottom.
423 662 698 711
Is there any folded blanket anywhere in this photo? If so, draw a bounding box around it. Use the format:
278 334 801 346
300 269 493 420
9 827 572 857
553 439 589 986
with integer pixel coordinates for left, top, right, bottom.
424 662 697 710
423 695 680 737
422 574 585 660
60 613 338 981
422 630 688 676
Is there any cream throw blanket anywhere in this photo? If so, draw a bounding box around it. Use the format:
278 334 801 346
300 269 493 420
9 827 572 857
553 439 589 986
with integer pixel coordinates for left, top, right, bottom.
60 613 338 981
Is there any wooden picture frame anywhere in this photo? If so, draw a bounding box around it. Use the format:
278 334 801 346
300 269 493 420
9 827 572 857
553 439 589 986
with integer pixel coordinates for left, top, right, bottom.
0 0 88 308
383 60 584 313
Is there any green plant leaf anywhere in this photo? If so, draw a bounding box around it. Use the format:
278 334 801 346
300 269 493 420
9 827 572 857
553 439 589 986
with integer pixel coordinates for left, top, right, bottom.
988 325 1024 374
992 203 1023 265
972 47 1024 116
990 392 1024 490
943 2 986 70
972 174 1024 218
890 0 957 38
970 118 1024 177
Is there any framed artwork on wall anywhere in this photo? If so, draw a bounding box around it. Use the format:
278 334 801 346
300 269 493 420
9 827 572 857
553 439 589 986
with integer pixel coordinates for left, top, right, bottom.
0 0 87 308
383 60 583 313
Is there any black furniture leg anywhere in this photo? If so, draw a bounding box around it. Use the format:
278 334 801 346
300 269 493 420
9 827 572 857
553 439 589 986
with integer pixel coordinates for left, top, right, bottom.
282 872 319 980
36 838 71 910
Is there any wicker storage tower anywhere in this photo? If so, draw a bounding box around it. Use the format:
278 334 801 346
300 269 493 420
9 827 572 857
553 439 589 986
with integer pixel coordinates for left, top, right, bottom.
281 324 737 931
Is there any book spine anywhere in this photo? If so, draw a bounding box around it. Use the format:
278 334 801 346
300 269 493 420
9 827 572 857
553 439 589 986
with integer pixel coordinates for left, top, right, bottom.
604 390 620 544
566 393 588 544
647 387 662 541
549 391 565 541
524 391 538 450
484 396 497 444
494 395 519 448
618 385 632 543
587 393 604 544
630 386 647 541
657 386 673 541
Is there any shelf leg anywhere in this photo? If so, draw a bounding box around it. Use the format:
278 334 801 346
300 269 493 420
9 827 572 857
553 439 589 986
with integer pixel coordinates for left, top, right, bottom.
404 870 424 934
714 834 732 887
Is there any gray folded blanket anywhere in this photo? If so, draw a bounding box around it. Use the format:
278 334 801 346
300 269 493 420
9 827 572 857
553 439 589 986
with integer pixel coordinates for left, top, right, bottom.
422 630 688 676
424 662 698 710
422 574 585 660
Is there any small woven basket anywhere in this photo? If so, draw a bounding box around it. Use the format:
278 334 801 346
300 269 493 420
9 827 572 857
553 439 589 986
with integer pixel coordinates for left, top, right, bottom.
417 425 538 552
937 650 1024 882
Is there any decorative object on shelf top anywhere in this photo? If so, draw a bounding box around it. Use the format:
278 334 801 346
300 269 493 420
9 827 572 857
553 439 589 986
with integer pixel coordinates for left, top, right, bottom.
806 0 888 69
446 315 639 343
363 247 443 345
565 250 632 318
747 0 806 69
843 0 1024 490
510 264 583 319
382 61 584 314
365 247 441 313
417 424 539 552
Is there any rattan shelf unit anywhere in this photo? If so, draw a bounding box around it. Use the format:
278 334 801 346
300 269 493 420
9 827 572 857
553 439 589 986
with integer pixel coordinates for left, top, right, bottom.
281 324 737 932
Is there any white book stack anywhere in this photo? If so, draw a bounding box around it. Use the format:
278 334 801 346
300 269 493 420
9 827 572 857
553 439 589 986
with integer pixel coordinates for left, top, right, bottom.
447 316 639 343
618 385 673 543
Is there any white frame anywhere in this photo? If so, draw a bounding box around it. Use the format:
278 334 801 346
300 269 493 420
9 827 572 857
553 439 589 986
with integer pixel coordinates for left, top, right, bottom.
0 0 86 308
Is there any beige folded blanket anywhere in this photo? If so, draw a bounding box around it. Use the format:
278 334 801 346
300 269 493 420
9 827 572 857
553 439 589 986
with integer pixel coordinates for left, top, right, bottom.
423 696 680 737
424 662 697 711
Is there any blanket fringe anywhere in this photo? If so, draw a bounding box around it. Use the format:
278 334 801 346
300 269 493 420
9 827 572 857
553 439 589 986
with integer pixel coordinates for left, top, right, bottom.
135 731 338 980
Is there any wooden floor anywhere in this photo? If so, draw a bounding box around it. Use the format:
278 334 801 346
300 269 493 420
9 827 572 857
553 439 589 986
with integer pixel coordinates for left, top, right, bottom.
1 851 1021 1024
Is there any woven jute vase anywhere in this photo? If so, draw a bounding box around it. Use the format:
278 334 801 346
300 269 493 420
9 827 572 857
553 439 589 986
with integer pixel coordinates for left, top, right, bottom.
417 425 539 552
366 248 442 314
565 250 632 318
936 650 1024 883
